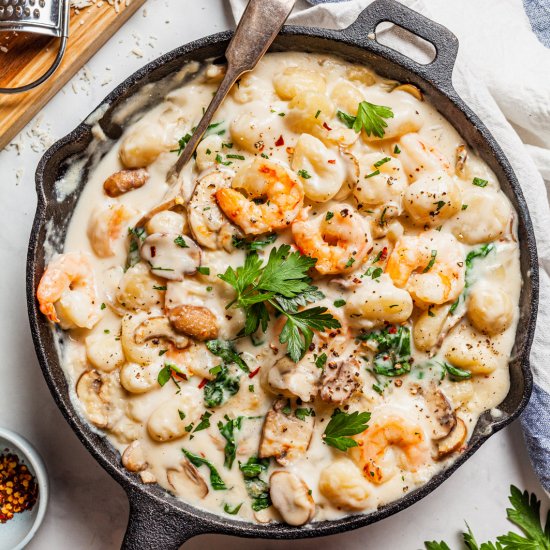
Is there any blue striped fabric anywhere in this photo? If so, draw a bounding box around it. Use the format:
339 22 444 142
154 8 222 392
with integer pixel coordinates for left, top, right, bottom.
523 0 550 48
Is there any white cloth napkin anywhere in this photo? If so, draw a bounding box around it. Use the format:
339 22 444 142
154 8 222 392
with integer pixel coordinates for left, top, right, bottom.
229 0 550 493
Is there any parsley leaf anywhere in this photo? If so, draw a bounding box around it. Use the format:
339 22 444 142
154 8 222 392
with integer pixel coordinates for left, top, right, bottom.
218 245 341 362
126 227 146 270
338 102 394 138
182 449 227 490
174 235 189 248
298 169 312 179
279 306 341 362
473 177 488 187
323 409 371 451
424 486 550 550
315 352 328 369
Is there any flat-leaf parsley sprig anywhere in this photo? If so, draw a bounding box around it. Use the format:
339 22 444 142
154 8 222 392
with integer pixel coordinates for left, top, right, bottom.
425 485 550 550
217 244 341 362
337 100 394 138
323 409 371 451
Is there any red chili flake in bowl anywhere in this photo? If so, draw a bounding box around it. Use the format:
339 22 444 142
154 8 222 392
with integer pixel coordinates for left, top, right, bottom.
0 452 38 523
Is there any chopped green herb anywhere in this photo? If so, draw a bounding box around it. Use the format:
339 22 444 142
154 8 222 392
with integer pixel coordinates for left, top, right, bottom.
315 109 321 118
365 169 380 178
174 235 189 248
248 384 254 392
315 352 328 369
226 154 245 160
473 177 488 187
374 156 391 168
153 285 167 291
297 169 312 179
194 411 213 432
394 145 401 154
103 329 110 334
325 211 334 221
334 299 346 308
295 408 314 421
423 250 437 273
178 409 186 421
197 267 211 275
159 349 168 356
100 303 106 310
126 226 146 270
345 257 355 268
216 154 232 166
461 204 468 210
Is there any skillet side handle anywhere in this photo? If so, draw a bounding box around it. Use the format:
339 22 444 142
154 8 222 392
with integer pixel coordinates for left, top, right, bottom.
344 0 458 88
122 492 205 549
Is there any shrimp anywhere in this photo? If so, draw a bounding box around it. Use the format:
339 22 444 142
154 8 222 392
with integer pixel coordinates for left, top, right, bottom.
215 158 304 235
386 230 465 308
350 414 430 484
291 204 372 275
37 252 102 329
87 202 135 258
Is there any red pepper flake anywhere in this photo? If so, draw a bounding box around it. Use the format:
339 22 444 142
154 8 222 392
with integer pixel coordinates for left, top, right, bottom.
328 159 336 164
388 326 397 334
0 453 38 523
248 367 261 379
380 246 388 261
198 378 208 389
323 122 332 131
275 135 285 147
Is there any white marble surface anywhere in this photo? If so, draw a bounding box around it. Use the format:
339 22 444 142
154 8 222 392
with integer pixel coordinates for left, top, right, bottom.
0 0 547 548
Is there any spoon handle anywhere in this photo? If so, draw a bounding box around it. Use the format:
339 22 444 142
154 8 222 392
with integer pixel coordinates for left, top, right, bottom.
167 0 296 183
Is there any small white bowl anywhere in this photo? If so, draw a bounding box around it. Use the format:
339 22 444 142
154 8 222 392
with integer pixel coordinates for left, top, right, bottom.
0 428 49 550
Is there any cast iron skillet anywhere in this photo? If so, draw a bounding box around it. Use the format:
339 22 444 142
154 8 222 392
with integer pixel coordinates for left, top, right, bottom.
27 0 539 547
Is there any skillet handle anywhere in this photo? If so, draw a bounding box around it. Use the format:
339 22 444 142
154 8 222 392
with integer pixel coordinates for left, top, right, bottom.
121 491 205 549
344 0 458 87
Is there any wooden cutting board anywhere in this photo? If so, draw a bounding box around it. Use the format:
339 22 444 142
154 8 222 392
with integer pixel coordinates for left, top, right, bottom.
0 0 146 150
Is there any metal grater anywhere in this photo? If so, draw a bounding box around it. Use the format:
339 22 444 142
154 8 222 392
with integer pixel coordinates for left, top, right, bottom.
0 0 69 94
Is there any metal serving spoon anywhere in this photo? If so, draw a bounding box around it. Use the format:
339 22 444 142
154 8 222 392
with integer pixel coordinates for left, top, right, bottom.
137 0 297 227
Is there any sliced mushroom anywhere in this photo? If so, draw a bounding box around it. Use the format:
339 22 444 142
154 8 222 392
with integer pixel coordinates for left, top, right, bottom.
269 471 315 526
76 370 112 429
436 417 467 459
140 233 201 281
134 316 189 349
392 83 423 101
168 305 218 341
421 386 456 440
122 441 148 472
188 170 233 250
319 358 361 404
140 470 157 484
103 168 149 197
266 356 320 402
455 144 468 177
259 400 314 466
167 458 209 499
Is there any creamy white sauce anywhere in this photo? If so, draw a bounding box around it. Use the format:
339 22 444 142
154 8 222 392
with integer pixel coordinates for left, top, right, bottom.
52 52 521 525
